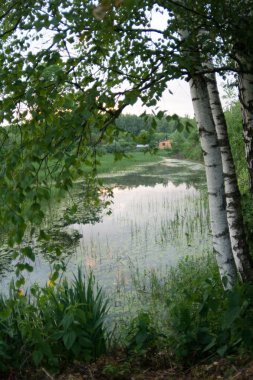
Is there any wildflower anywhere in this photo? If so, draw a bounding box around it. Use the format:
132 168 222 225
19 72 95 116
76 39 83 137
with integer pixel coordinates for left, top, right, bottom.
47 279 55 288
17 289 24 297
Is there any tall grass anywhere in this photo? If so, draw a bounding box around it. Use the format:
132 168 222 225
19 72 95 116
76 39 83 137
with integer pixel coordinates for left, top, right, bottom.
0 269 110 375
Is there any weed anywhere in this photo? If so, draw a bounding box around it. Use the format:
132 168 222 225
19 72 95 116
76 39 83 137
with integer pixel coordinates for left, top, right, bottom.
102 361 131 379
123 255 253 365
125 311 165 355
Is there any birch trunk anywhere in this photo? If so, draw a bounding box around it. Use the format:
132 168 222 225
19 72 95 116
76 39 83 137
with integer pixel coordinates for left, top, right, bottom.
177 9 237 288
189 74 237 288
206 68 253 282
238 68 253 194
232 0 253 194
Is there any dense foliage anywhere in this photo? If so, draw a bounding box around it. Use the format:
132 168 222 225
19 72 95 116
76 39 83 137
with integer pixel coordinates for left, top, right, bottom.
125 256 253 363
0 270 109 374
101 113 202 160
2 256 253 376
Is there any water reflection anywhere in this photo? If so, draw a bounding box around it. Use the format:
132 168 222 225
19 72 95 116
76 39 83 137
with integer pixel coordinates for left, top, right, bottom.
63 160 210 294
0 158 211 293
100 159 206 189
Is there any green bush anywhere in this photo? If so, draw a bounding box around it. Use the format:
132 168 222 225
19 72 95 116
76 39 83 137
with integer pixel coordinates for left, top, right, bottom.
169 122 202 161
163 258 253 362
0 269 110 374
144 256 225 362
124 256 253 364
125 311 163 355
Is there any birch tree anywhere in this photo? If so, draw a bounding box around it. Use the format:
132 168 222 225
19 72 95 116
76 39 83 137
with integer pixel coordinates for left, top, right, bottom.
229 4 253 197
217 0 253 195
189 73 237 287
174 0 253 284
177 20 237 287
202 0 253 195
205 65 253 281
237 63 253 195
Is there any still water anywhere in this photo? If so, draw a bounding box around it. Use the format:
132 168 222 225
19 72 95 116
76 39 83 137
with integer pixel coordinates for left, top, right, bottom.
1 158 212 293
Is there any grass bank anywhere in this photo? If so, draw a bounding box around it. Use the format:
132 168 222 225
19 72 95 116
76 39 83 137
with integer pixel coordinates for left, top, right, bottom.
94 150 202 174
95 150 169 175
94 150 169 174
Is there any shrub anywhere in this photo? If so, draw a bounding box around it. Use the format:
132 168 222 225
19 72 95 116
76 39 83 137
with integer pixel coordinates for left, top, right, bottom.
161 257 253 362
0 269 110 375
125 312 163 355
124 255 253 365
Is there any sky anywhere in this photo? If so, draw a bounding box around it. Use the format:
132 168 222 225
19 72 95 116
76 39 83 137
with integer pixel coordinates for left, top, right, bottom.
124 79 194 118
124 76 231 119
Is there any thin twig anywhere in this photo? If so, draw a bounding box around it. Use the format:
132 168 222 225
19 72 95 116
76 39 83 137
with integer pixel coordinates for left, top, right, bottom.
41 367 55 380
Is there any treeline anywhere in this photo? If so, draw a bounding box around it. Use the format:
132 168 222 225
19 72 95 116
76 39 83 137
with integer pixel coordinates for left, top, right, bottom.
101 103 251 178
101 113 202 161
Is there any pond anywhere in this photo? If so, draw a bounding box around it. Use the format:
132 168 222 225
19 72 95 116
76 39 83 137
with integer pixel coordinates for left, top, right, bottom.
0 158 212 300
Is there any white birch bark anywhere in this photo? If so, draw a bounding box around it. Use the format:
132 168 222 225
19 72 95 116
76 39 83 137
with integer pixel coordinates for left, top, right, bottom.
231 0 253 193
177 7 237 288
238 68 253 194
206 67 253 282
189 74 237 288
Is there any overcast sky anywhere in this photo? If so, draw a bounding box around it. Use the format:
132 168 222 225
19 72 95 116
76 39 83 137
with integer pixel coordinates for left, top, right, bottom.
124 79 194 118
124 76 233 118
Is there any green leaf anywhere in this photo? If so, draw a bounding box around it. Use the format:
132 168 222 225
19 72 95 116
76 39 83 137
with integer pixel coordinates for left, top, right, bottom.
63 330 77 350
53 33 63 44
15 263 34 273
125 91 139 105
50 271 59 282
38 229 50 241
53 331 64 340
217 345 228 357
15 277 25 288
21 246 35 262
32 350 44 366
0 307 11 319
156 111 165 119
222 306 241 329
61 313 74 330
203 337 216 352
12 251 19 260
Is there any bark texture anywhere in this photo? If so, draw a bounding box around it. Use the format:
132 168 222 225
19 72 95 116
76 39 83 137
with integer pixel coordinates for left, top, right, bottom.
206 68 253 282
238 68 253 194
189 74 237 288
177 9 237 288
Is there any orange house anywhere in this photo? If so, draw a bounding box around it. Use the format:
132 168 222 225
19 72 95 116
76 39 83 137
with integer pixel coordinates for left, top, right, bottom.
159 139 172 149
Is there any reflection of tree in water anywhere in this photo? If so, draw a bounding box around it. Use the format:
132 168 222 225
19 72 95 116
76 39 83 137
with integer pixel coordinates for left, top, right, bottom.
101 162 206 190
0 182 111 277
0 248 12 276
0 160 206 278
